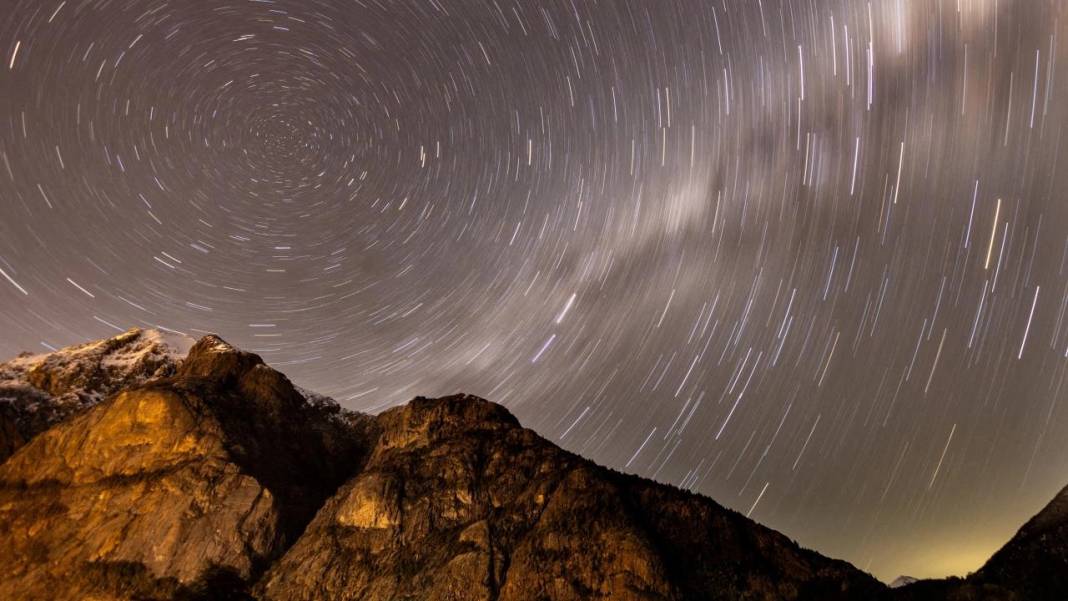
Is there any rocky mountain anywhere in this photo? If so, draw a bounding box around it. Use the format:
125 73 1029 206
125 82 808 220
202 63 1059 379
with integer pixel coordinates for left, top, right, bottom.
0 328 193 462
0 332 1063 600
0 332 374 600
256 394 891 601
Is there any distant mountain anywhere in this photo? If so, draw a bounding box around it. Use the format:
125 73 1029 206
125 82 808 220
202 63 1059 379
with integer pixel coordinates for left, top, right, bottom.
0 332 1063 600
890 576 919 589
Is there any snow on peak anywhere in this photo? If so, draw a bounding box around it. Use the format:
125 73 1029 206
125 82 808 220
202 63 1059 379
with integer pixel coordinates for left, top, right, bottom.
140 328 197 358
889 576 918 588
0 327 195 460
0 326 196 407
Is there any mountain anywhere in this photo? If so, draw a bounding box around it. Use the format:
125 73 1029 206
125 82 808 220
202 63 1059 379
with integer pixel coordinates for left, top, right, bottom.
969 481 1068 598
0 332 374 600
0 331 1063 600
256 394 889 601
890 576 918 589
884 482 1068 601
0 328 193 462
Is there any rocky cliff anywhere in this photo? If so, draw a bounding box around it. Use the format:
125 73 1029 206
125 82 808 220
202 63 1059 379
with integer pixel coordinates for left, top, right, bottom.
256 395 882 601
0 332 1063 600
0 328 192 462
0 332 373 600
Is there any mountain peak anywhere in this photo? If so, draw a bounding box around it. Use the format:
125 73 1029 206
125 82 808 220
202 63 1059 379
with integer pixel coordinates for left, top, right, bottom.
0 327 194 461
0 332 372 599
7 326 193 384
374 393 521 449
177 333 264 382
889 575 918 588
186 332 237 354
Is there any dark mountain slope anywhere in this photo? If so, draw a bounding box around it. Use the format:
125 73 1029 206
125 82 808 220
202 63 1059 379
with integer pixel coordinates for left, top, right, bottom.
970 481 1068 599
890 483 1068 601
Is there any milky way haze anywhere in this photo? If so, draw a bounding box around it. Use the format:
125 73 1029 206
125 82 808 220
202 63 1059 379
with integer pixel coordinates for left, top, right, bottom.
2 0 1068 582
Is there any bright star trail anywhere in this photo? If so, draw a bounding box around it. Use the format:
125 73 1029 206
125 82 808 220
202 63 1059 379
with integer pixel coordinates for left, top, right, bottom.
2 0 1067 583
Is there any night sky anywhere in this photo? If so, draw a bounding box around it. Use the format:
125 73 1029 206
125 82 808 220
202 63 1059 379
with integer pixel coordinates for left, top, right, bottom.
2 0 1067 583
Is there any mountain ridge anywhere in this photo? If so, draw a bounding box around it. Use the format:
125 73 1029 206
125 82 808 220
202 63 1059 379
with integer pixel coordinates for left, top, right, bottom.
0 328 193 462
0 330 1063 600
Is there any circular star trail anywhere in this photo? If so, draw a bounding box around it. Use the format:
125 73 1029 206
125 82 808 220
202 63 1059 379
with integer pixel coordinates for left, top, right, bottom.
2 0 1067 582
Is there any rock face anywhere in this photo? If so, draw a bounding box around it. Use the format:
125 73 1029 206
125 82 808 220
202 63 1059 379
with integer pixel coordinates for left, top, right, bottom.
0 334 373 600
257 395 883 601
0 328 192 461
0 332 1064 600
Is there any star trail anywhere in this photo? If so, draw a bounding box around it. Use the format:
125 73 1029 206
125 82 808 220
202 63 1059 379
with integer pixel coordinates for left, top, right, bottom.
2 0 1067 583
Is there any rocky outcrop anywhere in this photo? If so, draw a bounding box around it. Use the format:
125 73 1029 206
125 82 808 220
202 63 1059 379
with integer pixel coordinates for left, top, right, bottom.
0 328 192 461
0 334 374 600
257 394 883 601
